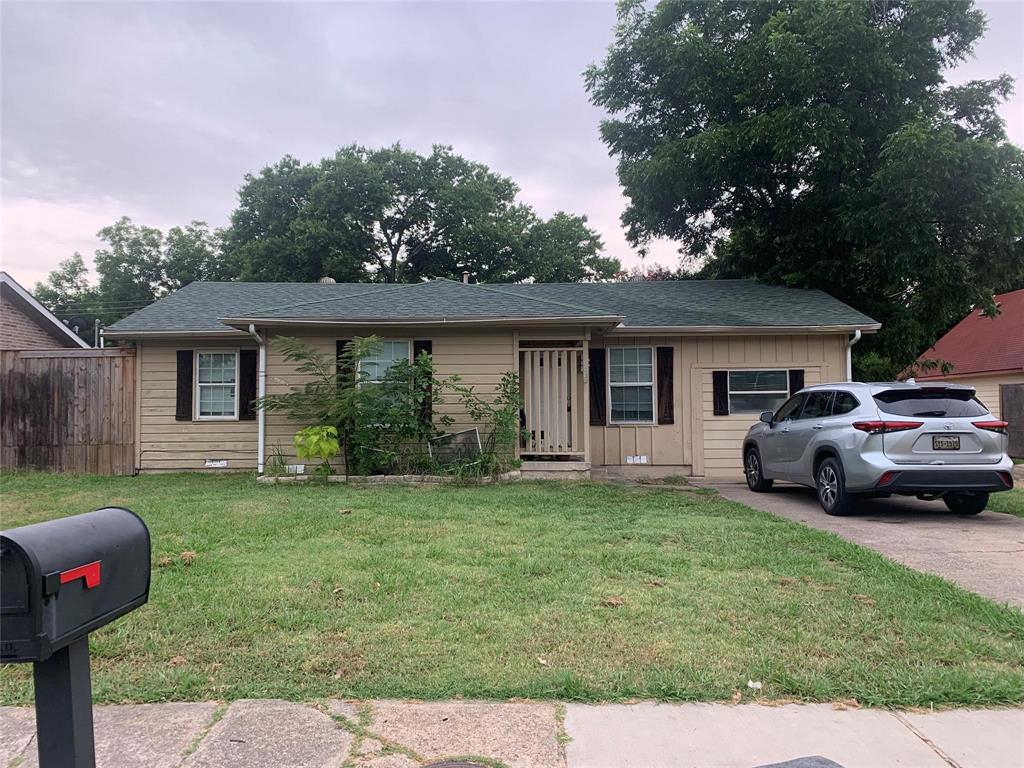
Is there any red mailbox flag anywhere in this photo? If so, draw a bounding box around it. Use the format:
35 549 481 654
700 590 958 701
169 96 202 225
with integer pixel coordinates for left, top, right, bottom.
59 561 101 589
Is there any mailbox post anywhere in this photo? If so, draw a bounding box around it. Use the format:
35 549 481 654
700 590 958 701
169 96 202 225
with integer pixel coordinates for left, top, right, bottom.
1 507 151 768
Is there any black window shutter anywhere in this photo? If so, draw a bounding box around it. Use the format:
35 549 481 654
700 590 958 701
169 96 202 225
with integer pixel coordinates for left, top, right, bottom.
336 339 354 386
413 339 433 425
789 369 805 395
712 370 729 416
588 348 607 426
238 349 258 421
175 350 194 421
656 346 674 424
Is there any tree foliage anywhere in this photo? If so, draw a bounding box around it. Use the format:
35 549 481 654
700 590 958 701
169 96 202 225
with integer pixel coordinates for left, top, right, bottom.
34 217 226 333
587 0 1024 377
225 144 620 284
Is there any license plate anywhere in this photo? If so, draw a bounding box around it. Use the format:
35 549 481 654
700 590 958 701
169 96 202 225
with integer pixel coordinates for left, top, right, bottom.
932 435 960 451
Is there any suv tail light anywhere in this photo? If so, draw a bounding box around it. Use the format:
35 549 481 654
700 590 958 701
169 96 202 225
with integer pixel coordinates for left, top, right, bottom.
972 420 1009 434
852 420 923 435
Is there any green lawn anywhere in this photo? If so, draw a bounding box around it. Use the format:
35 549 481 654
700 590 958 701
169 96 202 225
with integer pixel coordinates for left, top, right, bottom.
1 473 1021 708
989 487 1024 517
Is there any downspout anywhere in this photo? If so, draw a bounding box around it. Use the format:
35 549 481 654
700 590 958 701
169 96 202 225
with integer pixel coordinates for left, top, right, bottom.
247 324 267 474
846 330 862 381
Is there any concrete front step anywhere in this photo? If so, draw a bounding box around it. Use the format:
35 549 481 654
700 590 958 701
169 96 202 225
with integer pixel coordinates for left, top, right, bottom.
520 460 591 480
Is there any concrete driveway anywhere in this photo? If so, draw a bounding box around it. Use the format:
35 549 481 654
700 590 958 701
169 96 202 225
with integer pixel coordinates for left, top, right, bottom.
709 482 1024 610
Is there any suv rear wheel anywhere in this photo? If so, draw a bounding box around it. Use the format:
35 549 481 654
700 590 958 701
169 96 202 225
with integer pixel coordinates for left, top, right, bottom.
943 493 988 516
744 447 773 492
817 457 853 515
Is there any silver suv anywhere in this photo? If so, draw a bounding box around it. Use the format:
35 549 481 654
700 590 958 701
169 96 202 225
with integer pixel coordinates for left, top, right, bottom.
742 382 1014 515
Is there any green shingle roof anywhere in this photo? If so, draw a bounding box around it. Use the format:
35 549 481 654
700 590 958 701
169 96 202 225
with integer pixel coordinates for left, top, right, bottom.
105 278 878 335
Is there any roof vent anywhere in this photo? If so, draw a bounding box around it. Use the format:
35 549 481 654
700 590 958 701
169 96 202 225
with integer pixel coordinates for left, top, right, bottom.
462 271 471 284
318 276 336 284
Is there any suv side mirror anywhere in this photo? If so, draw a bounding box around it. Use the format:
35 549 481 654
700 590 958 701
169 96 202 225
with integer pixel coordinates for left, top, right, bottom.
759 411 774 425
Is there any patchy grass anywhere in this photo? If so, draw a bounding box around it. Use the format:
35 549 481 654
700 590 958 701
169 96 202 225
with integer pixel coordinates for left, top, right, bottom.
988 488 1024 517
0 473 1021 708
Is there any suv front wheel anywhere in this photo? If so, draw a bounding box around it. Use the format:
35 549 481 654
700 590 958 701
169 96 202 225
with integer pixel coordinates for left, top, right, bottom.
744 447 774 492
943 493 988 516
817 457 853 515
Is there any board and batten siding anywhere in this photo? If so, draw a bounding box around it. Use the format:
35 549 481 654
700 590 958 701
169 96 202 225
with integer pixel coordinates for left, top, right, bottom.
591 333 849 477
692 334 849 478
137 340 259 471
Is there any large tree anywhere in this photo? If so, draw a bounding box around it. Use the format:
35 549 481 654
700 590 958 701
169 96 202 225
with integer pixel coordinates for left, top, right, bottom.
587 0 1024 378
225 144 620 284
35 217 230 330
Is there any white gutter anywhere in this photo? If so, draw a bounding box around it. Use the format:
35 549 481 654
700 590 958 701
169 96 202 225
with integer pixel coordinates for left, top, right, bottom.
846 329 862 381
247 324 267 474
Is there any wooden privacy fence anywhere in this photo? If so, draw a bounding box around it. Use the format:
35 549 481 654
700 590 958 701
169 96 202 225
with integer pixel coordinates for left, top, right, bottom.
1 349 136 475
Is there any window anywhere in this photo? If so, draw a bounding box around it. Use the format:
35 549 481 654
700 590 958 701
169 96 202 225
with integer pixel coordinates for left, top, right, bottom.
196 351 238 419
799 391 833 420
609 347 654 423
728 370 789 413
873 389 988 418
773 395 805 422
360 340 411 383
831 391 859 415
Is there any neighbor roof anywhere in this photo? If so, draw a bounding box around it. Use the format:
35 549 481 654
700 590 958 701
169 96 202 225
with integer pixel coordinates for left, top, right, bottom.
916 288 1024 379
104 278 879 336
0 271 91 348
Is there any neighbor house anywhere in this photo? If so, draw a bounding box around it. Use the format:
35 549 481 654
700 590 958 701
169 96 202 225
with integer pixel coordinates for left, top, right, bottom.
913 288 1024 419
0 272 90 351
103 278 879 479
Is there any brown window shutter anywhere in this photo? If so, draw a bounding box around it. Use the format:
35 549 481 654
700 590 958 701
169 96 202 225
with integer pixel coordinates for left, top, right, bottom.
588 348 607 426
175 350 194 421
656 346 674 424
712 370 729 416
336 339 354 386
413 339 433 425
789 369 805 395
238 349 258 421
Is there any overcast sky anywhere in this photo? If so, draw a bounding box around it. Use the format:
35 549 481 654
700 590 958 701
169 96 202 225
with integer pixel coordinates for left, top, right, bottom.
2 1 1022 290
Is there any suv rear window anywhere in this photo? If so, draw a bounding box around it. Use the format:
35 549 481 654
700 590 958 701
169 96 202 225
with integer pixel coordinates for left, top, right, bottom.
873 388 989 418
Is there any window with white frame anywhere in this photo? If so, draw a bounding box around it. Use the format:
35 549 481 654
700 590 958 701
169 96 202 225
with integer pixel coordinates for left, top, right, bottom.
728 370 789 413
195 351 238 419
609 347 654 423
359 340 411 383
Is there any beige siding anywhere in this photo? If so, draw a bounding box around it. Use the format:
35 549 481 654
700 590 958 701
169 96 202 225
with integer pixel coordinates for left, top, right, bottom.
262 328 516 466
138 339 258 472
693 334 849 478
918 372 1024 419
136 327 853 477
590 333 848 475
589 336 687 468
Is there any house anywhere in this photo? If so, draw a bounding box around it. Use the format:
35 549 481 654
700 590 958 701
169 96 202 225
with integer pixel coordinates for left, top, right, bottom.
0 272 91 350
913 288 1024 419
103 278 879 478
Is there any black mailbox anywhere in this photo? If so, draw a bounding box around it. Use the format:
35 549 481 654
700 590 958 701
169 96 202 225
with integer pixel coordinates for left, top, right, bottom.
1 506 150 663
1 507 150 768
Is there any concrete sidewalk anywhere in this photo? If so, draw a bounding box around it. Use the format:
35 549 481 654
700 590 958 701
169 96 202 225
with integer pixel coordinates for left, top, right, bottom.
2 699 1021 768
